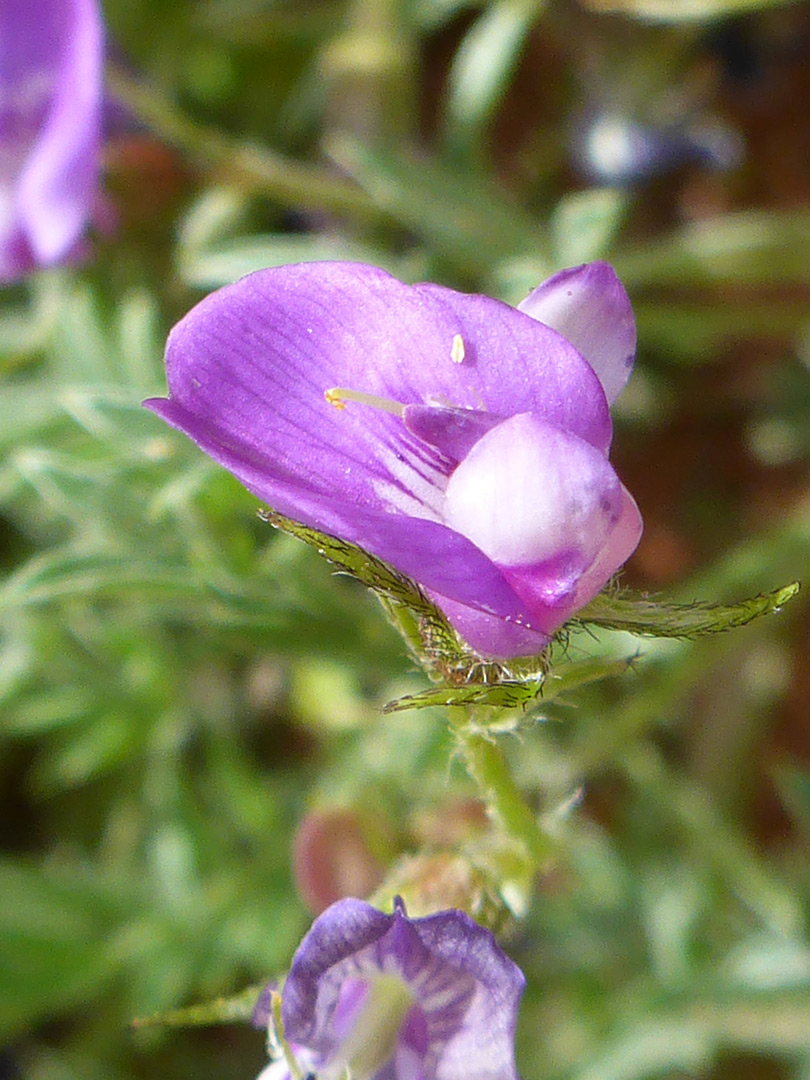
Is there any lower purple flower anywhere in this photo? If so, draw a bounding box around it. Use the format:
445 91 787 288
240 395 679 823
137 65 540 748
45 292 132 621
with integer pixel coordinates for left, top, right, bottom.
253 897 525 1080
145 260 643 659
0 0 104 281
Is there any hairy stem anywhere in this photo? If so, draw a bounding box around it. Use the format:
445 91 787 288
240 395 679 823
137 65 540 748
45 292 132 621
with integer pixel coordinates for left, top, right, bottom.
450 710 553 866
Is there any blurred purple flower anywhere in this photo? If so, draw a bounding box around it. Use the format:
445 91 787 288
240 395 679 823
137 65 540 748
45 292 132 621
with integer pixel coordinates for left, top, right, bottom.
0 0 104 282
145 260 642 659
253 897 524 1080
571 110 743 186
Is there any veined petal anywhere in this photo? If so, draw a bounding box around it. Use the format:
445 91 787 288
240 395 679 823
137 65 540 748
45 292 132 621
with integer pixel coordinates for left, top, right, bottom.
147 263 612 526
411 280 611 451
518 262 635 405
281 899 523 1080
283 904 439 1067
402 404 504 464
282 899 394 1053
147 261 641 660
412 910 524 1080
145 397 542 632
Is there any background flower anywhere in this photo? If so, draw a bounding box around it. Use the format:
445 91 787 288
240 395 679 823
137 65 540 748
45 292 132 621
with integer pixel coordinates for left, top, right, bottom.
0 0 104 281
254 897 525 1080
146 260 641 659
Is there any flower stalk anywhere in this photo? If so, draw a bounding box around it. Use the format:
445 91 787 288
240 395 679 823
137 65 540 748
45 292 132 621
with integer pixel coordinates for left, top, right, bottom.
450 709 554 868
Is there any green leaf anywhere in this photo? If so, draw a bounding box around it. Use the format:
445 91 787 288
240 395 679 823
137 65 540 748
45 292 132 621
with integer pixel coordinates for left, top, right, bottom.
634 298 810 362
413 0 476 30
325 135 543 274
444 0 539 157
499 210 810 310
550 188 630 268
570 991 810 1080
179 233 413 290
774 764 810 839
615 209 810 287
575 582 800 639
0 859 132 1039
0 550 206 613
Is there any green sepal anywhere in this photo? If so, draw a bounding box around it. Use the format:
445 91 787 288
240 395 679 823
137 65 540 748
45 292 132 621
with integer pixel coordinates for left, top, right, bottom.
260 509 438 615
574 582 800 639
383 677 546 713
383 655 634 714
131 982 264 1030
260 511 799 677
259 509 477 675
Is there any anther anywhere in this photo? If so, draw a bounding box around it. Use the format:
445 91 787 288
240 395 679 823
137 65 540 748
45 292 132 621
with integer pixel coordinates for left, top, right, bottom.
451 334 465 364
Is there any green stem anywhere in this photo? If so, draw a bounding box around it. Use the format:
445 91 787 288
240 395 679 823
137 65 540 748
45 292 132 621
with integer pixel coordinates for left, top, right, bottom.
131 982 264 1029
328 0 418 145
107 66 389 224
450 710 553 866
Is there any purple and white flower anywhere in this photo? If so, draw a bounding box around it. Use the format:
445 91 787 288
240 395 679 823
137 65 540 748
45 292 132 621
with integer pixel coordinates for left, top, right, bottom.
0 0 104 282
253 897 524 1080
145 260 642 659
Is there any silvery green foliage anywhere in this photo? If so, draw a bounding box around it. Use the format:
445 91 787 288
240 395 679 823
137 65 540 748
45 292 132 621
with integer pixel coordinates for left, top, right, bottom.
2 1 809 1079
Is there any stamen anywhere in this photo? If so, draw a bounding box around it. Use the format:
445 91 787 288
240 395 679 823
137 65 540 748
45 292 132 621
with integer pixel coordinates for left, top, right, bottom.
325 387 406 417
323 974 415 1080
450 334 465 364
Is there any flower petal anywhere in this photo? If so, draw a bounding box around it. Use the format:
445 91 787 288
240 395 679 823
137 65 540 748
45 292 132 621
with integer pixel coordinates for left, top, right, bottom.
566 485 643 613
252 982 276 1029
426 595 549 661
412 280 611 451
13 0 103 266
402 404 504 464
282 899 394 1052
413 910 524 1080
146 262 640 659
282 899 523 1080
255 1060 291 1080
147 262 612 524
443 413 623 580
444 486 642 651
146 397 541 633
518 262 635 405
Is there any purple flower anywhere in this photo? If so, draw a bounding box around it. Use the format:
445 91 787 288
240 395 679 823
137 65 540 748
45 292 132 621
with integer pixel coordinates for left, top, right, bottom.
145 260 642 659
571 109 743 186
0 0 104 282
253 897 524 1080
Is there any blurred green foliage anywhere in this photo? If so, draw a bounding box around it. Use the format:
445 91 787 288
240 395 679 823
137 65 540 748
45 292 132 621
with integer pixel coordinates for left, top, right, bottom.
2 0 810 1079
